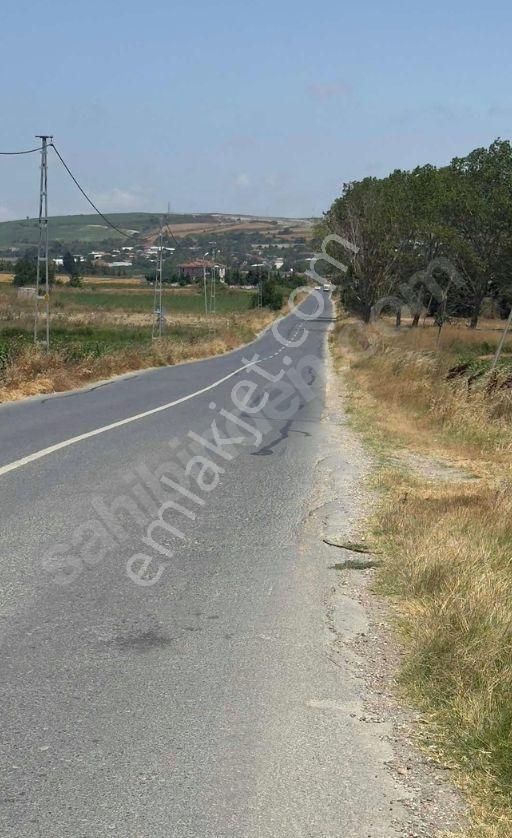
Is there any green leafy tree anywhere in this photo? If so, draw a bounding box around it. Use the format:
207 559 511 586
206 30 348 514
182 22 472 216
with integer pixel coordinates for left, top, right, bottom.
441 139 512 327
326 174 413 322
12 257 37 287
63 251 82 287
12 256 55 288
252 277 283 310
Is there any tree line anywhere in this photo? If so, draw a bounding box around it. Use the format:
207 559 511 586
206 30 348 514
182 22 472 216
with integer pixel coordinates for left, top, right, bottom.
322 138 512 327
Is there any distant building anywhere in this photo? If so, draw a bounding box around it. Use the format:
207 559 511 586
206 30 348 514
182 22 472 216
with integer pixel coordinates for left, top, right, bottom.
178 259 213 279
178 260 226 280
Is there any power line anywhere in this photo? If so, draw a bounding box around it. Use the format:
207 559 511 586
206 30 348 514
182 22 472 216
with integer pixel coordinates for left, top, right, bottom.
1 139 180 249
0 146 43 155
162 218 180 248
50 143 136 239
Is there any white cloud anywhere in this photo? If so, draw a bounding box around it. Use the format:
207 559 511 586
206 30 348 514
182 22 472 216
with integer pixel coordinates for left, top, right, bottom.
93 187 148 212
234 173 251 189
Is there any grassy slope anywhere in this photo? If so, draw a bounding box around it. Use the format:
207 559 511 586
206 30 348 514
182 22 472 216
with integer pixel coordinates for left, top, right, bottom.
0 211 310 248
331 316 512 838
0 212 225 247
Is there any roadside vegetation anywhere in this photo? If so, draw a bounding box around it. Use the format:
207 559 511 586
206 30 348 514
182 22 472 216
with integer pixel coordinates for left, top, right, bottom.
331 315 512 837
324 138 512 837
321 138 512 330
0 280 281 402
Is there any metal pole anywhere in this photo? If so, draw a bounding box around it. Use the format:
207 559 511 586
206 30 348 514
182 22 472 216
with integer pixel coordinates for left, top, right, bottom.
210 248 216 314
34 135 51 347
152 221 164 339
203 263 208 315
158 228 163 337
491 305 512 373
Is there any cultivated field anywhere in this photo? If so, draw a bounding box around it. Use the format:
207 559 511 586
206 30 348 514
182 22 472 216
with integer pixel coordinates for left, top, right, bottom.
0 211 313 250
0 280 272 402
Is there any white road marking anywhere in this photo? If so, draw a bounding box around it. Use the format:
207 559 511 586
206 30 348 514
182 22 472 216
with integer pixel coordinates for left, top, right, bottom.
0 355 271 478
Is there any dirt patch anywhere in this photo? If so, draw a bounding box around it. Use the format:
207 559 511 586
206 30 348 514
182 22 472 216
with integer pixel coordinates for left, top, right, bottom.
389 451 480 483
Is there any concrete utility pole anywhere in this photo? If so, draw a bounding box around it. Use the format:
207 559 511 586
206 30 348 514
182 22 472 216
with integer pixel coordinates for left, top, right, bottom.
152 220 164 339
34 135 52 348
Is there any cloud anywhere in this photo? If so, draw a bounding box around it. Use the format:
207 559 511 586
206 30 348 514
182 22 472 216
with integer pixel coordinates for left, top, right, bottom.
234 173 251 189
0 206 15 221
308 81 351 101
92 187 149 211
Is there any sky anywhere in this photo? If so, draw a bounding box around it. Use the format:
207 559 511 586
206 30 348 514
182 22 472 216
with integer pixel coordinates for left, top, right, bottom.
1 0 512 220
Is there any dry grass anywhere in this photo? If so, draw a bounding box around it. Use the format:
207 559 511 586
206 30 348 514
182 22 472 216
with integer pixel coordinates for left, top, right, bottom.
334 318 512 462
0 308 276 403
0 273 146 286
331 315 512 837
0 280 281 402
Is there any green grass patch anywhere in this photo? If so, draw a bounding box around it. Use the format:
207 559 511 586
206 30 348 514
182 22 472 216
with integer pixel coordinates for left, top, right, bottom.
51 286 254 314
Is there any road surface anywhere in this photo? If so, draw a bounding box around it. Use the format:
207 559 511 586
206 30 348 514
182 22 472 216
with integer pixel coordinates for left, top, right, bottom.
0 294 409 837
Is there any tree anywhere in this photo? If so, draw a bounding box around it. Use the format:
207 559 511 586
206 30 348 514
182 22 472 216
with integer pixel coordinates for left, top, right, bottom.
326 173 413 322
323 140 512 329
12 257 37 287
442 139 512 327
12 256 55 287
63 251 82 287
398 165 455 326
253 277 283 310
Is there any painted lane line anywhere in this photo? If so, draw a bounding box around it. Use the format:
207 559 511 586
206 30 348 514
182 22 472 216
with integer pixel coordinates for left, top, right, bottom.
0 355 271 478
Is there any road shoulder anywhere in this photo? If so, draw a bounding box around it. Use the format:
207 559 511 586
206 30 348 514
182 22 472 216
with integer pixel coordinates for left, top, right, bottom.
304 350 467 836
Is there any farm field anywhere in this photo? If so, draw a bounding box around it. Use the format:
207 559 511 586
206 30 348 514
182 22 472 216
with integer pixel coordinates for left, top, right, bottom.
0 281 272 402
0 211 312 250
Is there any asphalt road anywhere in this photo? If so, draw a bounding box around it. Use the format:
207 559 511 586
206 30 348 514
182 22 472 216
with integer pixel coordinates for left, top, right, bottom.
0 293 406 837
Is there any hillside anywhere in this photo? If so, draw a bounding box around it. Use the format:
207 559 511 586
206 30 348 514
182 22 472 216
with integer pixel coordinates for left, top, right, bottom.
0 212 313 250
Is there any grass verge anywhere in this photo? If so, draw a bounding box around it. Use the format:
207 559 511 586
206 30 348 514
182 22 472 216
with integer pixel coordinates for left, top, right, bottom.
0 311 275 403
0 283 284 402
331 315 512 837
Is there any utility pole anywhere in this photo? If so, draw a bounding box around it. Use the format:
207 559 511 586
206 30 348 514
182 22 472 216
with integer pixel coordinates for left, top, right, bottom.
34 135 52 348
152 219 164 339
203 255 209 315
491 306 512 373
257 262 270 309
209 242 217 314
210 248 216 314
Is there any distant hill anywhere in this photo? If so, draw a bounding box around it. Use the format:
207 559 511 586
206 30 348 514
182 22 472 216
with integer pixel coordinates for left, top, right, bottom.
0 212 313 251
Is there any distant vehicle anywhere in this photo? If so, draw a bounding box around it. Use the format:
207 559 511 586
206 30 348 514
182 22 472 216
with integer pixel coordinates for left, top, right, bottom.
323 283 331 291
314 285 322 290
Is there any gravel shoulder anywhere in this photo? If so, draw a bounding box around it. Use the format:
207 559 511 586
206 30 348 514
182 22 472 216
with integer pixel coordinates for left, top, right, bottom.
304 350 468 837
